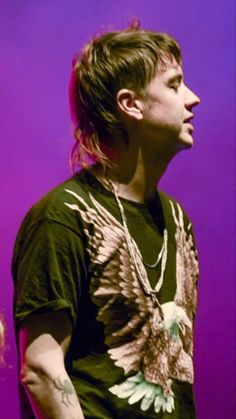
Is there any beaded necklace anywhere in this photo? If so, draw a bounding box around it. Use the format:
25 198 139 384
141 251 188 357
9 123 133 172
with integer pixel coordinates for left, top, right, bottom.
104 177 169 301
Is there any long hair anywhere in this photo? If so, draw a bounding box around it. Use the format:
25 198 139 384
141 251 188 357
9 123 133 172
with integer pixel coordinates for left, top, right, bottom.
69 22 182 170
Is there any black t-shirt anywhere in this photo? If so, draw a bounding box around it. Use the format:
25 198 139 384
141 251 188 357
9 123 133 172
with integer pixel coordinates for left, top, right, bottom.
12 169 199 418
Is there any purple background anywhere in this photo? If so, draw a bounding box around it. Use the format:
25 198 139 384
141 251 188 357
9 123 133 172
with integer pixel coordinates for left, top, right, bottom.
0 1 235 417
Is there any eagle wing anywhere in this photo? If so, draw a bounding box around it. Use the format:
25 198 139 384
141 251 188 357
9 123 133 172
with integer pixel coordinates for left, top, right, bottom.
64 190 166 378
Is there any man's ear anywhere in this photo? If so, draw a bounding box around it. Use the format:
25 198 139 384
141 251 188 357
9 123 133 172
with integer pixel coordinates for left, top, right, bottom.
116 89 143 121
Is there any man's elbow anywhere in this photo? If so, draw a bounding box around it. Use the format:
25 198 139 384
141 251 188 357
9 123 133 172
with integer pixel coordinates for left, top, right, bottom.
20 360 49 392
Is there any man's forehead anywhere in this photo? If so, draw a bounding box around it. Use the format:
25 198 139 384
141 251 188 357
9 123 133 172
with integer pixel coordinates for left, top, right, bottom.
155 59 183 80
143 60 183 93
157 56 182 73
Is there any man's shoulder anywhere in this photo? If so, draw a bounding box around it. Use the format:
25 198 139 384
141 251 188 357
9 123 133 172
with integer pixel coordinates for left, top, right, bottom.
158 189 192 226
17 171 90 237
32 172 87 211
158 189 177 205
158 189 180 210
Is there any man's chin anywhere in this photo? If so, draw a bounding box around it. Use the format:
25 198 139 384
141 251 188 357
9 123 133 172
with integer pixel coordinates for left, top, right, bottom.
178 134 194 150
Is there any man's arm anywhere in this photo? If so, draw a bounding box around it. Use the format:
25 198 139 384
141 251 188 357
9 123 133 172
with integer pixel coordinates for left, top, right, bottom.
19 309 85 419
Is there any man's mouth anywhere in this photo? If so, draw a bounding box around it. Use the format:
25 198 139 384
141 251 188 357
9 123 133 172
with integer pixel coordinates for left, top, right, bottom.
183 114 194 124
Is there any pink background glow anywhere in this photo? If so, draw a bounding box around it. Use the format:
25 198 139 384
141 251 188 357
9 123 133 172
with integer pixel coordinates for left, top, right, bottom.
0 1 235 417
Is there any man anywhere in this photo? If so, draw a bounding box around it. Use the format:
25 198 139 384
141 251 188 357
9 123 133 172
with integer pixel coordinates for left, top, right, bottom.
13 23 200 418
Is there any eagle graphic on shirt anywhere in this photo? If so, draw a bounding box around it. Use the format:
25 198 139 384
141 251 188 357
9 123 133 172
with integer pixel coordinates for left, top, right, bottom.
64 189 199 414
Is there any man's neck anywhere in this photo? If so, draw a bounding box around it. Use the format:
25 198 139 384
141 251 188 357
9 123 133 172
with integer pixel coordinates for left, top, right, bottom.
93 148 172 203
116 162 170 203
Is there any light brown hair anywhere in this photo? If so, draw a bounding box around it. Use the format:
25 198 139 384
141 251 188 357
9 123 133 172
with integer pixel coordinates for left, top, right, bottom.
69 22 182 169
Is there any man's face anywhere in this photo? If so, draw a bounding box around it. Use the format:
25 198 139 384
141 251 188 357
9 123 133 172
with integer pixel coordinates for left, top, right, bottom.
139 59 200 153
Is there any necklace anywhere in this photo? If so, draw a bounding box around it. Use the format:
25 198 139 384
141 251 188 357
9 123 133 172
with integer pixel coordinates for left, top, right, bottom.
143 237 167 269
102 177 168 300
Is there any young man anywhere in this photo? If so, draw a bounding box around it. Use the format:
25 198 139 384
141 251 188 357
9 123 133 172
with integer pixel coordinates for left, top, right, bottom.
13 23 200 419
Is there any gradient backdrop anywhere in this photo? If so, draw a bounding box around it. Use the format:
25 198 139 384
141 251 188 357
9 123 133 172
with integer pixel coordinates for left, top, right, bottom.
0 1 235 418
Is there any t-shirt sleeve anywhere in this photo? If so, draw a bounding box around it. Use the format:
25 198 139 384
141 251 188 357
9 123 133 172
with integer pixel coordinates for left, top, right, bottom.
13 218 87 328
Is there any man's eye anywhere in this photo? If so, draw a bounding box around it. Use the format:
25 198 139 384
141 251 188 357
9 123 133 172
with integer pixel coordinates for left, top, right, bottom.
170 84 179 91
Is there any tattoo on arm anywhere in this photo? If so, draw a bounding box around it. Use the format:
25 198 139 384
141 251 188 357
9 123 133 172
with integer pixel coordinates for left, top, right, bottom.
53 375 78 407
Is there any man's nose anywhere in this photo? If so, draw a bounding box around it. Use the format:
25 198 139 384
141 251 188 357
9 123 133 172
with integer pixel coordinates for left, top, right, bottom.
185 85 200 108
